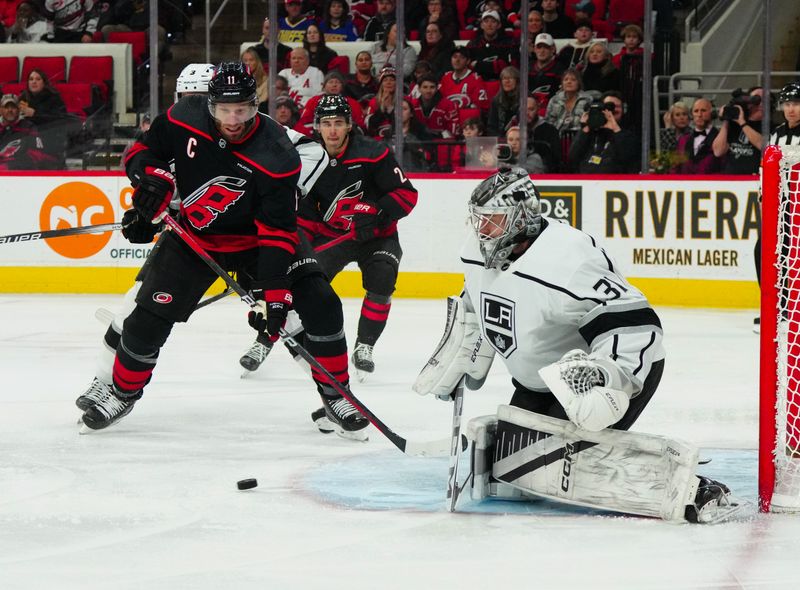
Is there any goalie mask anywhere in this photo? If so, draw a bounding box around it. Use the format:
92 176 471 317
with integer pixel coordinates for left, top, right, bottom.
174 63 215 102
207 62 259 140
468 167 542 270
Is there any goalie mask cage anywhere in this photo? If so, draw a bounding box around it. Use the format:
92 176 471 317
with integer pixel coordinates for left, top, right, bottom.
760 144 800 513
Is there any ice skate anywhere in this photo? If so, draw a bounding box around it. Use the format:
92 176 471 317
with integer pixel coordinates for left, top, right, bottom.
685 476 747 524
75 377 112 411
311 407 335 434
80 387 140 433
239 339 273 377
351 341 374 382
319 392 369 441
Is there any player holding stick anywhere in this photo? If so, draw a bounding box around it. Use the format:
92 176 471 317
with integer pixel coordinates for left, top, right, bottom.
414 167 742 523
239 95 417 383
78 62 368 439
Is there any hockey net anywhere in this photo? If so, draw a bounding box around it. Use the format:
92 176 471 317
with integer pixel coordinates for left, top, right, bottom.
760 144 800 512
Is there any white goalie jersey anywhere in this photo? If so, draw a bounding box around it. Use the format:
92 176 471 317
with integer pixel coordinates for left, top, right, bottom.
460 220 665 394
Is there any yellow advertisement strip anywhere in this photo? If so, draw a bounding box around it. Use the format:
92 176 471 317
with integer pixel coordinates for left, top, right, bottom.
0 267 759 309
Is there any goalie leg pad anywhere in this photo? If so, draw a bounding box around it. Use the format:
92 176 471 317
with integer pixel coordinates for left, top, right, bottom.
414 296 495 399
490 405 700 522
466 415 538 502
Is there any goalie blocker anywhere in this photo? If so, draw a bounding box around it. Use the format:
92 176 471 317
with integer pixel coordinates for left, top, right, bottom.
467 405 744 524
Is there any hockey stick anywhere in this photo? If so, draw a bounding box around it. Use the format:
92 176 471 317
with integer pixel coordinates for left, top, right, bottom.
161 215 461 457
313 230 354 253
0 222 122 245
446 376 467 512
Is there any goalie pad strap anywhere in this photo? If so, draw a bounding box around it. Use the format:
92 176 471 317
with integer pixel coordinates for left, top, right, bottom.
487 405 700 521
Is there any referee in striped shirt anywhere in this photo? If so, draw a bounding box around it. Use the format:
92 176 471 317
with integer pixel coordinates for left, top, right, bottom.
770 83 800 145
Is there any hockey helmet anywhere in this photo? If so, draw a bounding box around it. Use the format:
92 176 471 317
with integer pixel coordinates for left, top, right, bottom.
207 62 259 131
314 94 352 128
468 167 542 270
779 82 800 104
174 63 215 102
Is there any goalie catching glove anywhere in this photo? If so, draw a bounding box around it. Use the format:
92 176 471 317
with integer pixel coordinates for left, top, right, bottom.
247 283 292 342
538 349 637 431
131 166 175 223
413 295 495 400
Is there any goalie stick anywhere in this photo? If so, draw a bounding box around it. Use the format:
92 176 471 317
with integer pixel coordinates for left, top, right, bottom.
0 222 122 245
446 376 467 511
161 215 464 457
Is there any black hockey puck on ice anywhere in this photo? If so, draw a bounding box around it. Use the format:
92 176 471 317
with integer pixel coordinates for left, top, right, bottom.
237 478 258 490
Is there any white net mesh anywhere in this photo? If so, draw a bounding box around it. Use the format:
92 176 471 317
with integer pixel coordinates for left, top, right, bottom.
772 145 800 512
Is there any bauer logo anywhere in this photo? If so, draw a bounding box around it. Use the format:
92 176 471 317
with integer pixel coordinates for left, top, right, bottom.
39 182 114 259
538 185 582 229
480 293 516 358
153 292 173 304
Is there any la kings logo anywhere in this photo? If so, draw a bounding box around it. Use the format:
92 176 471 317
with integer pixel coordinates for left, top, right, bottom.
480 293 516 358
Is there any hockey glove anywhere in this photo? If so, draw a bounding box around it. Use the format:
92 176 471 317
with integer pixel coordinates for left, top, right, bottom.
132 166 175 223
247 287 293 342
121 208 161 244
538 350 634 432
351 201 381 242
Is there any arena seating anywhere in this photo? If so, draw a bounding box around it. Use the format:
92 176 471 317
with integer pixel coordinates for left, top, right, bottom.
0 56 18 84
68 56 114 103
22 56 67 84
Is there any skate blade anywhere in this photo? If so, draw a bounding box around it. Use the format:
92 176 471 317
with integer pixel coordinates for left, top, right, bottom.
314 418 335 434
334 426 369 442
697 496 752 524
354 368 371 383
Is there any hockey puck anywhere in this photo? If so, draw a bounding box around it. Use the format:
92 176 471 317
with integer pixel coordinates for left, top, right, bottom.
237 478 258 490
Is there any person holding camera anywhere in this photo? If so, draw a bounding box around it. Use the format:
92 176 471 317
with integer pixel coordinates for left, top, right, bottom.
567 90 638 173
711 87 765 175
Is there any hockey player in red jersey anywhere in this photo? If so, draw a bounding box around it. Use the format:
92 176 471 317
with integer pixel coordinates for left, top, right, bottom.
79 63 368 439
242 95 417 383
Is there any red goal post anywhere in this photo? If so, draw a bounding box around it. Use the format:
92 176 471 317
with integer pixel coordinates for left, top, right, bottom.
760 144 800 513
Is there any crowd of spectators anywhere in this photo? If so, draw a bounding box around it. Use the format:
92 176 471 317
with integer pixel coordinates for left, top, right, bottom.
245 0 654 172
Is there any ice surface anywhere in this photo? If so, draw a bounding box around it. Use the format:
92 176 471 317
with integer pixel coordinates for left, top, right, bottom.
0 294 797 589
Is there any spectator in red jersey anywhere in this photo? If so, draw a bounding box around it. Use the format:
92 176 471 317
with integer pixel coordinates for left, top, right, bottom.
528 32 565 98
408 60 433 99
413 73 461 138
466 10 518 81
0 93 55 170
303 23 339 74
417 22 455 79
365 66 398 138
344 51 379 107
297 71 366 134
439 46 490 112
417 0 457 43
612 24 644 68
319 0 360 42
580 42 621 99
487 65 520 136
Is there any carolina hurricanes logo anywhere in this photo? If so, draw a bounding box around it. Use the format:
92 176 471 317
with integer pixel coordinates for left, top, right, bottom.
447 94 471 108
153 292 173 304
0 139 22 159
182 176 247 229
322 181 365 231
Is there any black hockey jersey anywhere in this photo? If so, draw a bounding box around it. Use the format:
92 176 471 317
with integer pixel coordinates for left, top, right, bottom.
124 95 301 285
298 134 418 239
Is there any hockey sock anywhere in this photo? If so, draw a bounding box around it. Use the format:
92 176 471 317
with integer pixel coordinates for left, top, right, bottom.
357 291 392 346
112 306 173 395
